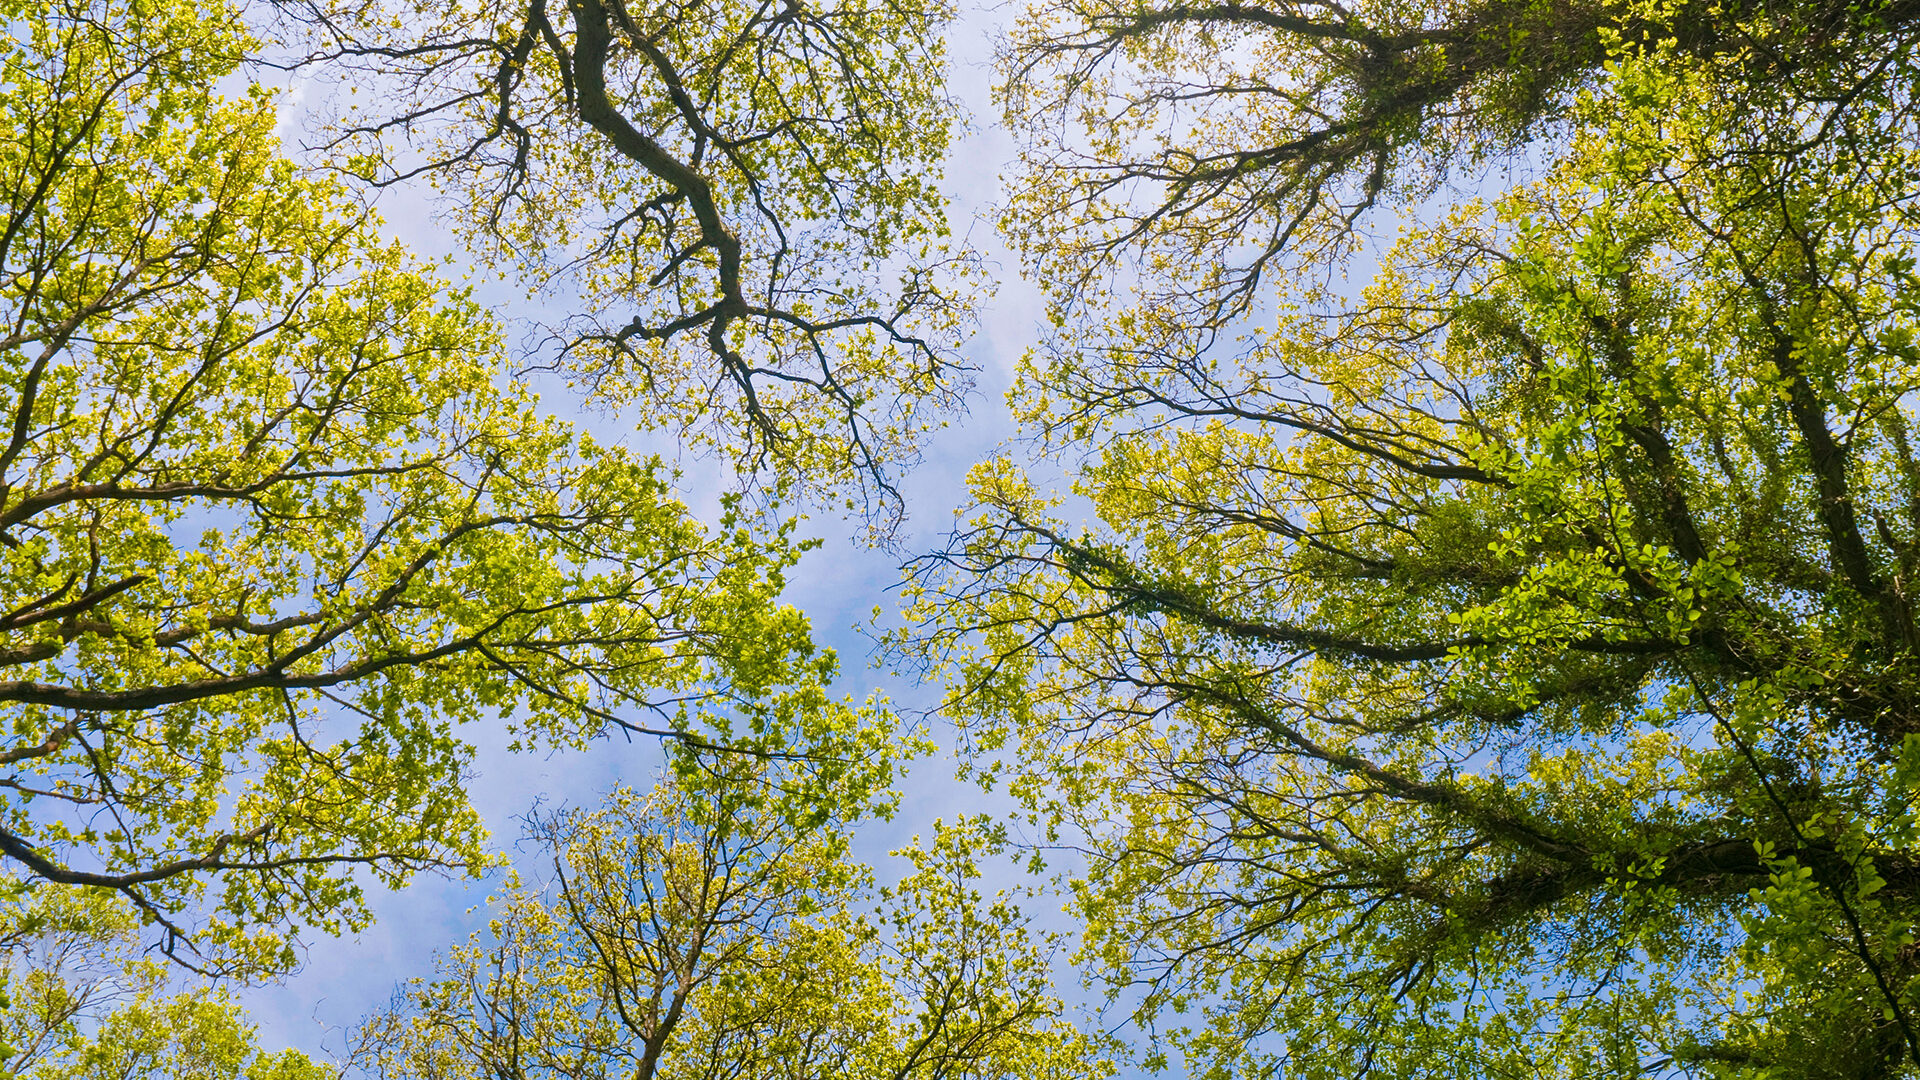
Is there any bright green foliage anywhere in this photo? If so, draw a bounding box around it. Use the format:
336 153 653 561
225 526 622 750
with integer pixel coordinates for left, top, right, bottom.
349 771 1106 1080
283 0 978 525
999 0 1920 358
0 879 330 1079
0 0 864 976
904 9 1920 1079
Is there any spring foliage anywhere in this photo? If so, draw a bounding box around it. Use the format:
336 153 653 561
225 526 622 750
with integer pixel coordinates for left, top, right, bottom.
16 0 1920 1073
279 0 979 526
0 881 330 1079
901 0 1920 1076
350 773 1105 1080
0 0 875 977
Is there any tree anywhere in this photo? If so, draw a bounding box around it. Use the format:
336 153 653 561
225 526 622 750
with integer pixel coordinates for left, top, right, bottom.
900 5 1920 1078
348 770 1106 1080
273 0 979 525
0 879 330 1080
998 0 1920 369
0 0 874 976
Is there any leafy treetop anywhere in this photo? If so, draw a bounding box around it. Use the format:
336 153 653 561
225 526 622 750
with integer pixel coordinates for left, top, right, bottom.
349 770 1109 1080
0 0 884 977
902 10 1920 1078
275 0 980 529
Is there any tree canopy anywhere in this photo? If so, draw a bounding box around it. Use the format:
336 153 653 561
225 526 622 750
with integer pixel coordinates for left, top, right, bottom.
899 1 1920 1077
10 0 1920 1072
349 771 1104 1080
276 0 979 523
0 0 883 977
0 880 330 1079
999 0 1920 343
